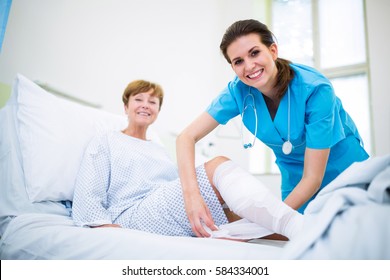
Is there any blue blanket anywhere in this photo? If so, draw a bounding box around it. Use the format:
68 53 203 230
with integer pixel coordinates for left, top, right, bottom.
283 154 390 259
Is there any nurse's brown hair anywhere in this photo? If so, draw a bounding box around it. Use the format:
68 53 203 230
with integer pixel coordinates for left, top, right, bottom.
220 19 294 99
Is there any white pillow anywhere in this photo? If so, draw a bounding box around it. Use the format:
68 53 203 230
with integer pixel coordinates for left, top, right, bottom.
15 74 161 202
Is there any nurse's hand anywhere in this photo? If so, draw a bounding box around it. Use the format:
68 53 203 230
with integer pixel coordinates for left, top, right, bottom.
183 190 217 237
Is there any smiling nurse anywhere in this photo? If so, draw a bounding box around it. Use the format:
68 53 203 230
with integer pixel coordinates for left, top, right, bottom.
176 19 369 237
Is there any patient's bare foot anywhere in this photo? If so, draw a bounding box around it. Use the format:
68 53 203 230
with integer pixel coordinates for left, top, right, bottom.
260 233 289 241
224 208 242 222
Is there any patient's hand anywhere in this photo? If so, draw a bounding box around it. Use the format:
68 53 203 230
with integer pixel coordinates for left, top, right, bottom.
91 224 121 228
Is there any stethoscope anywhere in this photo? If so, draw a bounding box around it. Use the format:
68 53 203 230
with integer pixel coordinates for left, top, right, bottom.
241 86 293 155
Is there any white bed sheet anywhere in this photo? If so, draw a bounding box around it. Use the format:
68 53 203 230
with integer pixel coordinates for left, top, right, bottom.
0 213 283 260
0 74 287 260
1 74 389 260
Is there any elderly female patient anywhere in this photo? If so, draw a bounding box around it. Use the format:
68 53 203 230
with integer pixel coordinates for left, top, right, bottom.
72 80 302 240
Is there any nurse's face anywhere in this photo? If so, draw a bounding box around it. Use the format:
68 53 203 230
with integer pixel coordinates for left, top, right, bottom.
124 89 160 127
227 33 278 95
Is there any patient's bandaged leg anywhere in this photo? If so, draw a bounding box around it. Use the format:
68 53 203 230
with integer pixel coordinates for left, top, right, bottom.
213 160 303 240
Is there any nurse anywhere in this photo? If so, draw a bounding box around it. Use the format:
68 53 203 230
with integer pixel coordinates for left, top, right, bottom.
176 19 369 237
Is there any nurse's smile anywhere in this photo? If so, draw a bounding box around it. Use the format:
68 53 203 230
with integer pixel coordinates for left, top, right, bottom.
247 69 264 79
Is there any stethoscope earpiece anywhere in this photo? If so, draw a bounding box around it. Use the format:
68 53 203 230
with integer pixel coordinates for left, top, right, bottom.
243 143 252 149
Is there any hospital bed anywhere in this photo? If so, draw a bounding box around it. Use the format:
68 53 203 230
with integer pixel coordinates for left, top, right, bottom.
0 74 389 260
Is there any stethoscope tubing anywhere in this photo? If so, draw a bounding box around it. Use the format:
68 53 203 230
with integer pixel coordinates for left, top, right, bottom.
241 86 293 155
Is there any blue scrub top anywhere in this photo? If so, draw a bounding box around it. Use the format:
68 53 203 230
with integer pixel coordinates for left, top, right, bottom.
207 63 369 213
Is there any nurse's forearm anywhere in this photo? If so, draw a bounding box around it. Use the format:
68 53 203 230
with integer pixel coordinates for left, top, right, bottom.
176 128 213 237
284 178 321 210
176 112 220 194
285 147 330 210
176 131 199 194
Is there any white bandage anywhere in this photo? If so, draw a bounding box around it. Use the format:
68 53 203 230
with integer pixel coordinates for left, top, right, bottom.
213 160 303 240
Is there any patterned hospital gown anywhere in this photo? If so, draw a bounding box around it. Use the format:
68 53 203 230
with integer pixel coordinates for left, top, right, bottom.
72 131 228 236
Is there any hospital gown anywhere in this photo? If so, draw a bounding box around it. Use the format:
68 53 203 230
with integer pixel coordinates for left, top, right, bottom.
72 131 228 236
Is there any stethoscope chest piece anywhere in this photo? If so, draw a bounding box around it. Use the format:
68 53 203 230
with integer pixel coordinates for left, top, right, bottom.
241 86 294 154
282 140 293 155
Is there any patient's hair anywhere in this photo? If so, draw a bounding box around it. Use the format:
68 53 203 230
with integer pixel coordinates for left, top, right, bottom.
122 80 164 110
219 19 294 99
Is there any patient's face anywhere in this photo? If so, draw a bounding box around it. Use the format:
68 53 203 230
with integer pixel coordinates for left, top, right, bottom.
125 90 160 126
